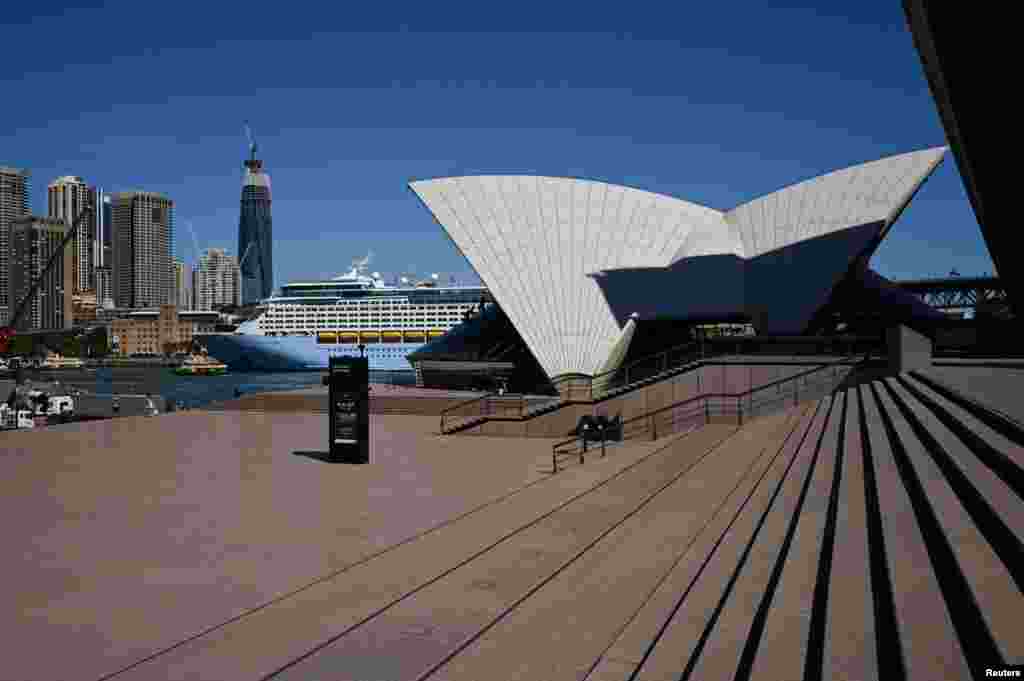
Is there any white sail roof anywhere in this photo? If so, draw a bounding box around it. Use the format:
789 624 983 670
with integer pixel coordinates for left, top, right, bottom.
721 146 947 260
410 147 946 379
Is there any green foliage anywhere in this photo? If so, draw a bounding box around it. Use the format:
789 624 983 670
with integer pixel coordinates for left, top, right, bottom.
85 329 109 356
62 336 82 357
9 334 33 356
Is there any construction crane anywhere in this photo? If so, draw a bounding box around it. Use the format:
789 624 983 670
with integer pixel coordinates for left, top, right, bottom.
238 241 254 271
0 200 93 354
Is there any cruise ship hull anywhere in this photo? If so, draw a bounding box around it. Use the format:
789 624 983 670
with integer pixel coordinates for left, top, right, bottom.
197 334 421 372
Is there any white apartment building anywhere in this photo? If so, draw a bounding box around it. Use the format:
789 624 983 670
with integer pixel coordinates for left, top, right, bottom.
195 248 240 310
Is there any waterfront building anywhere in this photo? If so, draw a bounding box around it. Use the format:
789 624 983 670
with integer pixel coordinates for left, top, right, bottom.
238 144 273 305
71 290 99 325
0 166 31 324
111 191 174 309
8 215 73 331
410 147 949 390
47 176 97 294
110 305 218 356
195 248 240 310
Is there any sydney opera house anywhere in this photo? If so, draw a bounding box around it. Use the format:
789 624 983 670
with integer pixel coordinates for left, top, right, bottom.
409 147 948 390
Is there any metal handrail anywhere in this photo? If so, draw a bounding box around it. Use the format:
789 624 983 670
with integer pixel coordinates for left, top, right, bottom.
440 391 496 432
440 392 532 432
551 351 865 472
449 345 874 436
550 334 881 402
551 340 703 400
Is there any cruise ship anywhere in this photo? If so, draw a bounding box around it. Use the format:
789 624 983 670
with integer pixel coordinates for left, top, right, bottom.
196 262 489 372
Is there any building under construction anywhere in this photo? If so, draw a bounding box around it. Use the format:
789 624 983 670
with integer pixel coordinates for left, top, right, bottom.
238 135 273 305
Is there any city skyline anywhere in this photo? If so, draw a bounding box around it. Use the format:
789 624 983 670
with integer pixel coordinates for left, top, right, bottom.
0 1 995 294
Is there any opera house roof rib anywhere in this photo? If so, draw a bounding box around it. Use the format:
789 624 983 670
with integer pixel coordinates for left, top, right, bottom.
409 146 947 380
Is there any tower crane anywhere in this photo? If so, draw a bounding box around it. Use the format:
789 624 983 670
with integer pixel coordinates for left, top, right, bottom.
0 200 93 354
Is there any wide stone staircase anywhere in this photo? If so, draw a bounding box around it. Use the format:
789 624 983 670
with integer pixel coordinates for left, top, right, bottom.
108 369 1023 680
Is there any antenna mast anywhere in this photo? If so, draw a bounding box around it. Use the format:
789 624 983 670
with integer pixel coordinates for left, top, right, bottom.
244 121 257 161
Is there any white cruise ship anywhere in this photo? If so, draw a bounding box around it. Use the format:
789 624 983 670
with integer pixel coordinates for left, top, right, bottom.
196 261 488 372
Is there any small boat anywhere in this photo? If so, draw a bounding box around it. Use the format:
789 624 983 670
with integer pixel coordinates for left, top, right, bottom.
173 355 228 376
40 353 84 369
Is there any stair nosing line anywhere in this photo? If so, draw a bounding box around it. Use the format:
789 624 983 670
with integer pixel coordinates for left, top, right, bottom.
856 383 907 679
885 376 1024 592
802 388 848 681
908 370 1024 446
625 399 828 681
731 393 840 681
580 403 811 681
868 380 1005 671
407 424 751 681
256 426 735 681
97 424 705 681
897 373 1024 503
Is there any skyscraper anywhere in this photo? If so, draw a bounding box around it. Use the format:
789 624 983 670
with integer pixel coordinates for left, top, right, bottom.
95 266 114 310
0 166 30 324
111 191 174 309
173 259 191 310
95 191 112 270
48 176 97 293
238 143 272 305
195 248 240 310
9 216 73 330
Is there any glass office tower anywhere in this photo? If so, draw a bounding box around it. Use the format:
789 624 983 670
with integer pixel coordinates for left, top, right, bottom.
238 144 273 305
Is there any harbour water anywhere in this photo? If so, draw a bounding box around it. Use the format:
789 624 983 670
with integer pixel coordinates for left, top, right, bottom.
16 368 417 410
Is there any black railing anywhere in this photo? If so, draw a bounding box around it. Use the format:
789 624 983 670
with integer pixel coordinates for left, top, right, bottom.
441 392 544 432
441 392 497 433
550 334 882 403
551 352 864 472
551 340 704 401
444 336 883 435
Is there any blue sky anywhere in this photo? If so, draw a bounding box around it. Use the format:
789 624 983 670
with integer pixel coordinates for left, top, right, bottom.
0 1 990 288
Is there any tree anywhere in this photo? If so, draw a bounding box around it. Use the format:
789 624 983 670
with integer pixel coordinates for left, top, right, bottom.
62 336 81 358
88 329 109 357
9 335 33 356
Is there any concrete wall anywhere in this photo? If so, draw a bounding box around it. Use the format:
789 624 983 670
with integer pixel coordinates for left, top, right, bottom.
456 357 846 438
75 393 167 418
553 375 593 402
887 324 933 373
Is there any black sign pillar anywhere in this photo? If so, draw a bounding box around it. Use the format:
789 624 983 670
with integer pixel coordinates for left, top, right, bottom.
324 356 370 463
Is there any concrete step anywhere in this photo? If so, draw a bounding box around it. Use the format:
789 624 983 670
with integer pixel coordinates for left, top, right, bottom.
903 372 1024 486
912 366 1024 431
821 388 878 681
909 370 1024 447
681 395 841 681
585 402 817 681
629 397 833 681
267 424 746 681
880 378 1024 665
428 408 810 681
859 381 970 680
112 426 733 680
745 391 846 681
